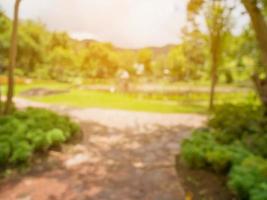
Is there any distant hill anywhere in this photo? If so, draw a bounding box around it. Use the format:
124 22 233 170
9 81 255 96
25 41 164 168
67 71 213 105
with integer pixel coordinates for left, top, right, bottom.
147 44 177 55
80 39 177 56
114 44 177 56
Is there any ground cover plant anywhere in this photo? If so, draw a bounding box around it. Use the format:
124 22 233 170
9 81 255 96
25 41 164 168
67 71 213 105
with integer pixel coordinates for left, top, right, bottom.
180 104 267 200
0 107 80 167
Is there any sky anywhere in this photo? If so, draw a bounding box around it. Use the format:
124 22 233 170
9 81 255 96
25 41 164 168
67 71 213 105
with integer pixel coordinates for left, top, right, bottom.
0 0 188 49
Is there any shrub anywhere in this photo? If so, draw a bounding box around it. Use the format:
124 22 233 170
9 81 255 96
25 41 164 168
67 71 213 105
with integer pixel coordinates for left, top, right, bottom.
181 130 215 168
14 108 79 136
206 145 232 172
46 129 66 146
208 104 266 143
250 182 267 200
243 134 267 158
10 141 33 164
181 141 208 168
0 108 80 166
180 103 267 200
228 156 267 199
0 141 11 164
26 129 48 151
181 130 253 173
227 142 253 165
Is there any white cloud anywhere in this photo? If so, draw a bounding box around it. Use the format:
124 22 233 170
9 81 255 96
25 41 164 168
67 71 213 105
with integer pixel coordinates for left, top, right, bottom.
0 0 187 48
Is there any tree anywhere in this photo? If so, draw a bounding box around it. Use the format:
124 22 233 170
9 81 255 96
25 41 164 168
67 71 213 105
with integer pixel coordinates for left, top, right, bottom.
81 42 120 78
0 10 11 114
48 46 76 81
180 27 207 81
241 0 267 107
188 0 267 108
188 0 232 109
137 48 153 75
206 1 231 109
17 20 50 76
0 11 11 69
4 0 21 114
221 29 258 84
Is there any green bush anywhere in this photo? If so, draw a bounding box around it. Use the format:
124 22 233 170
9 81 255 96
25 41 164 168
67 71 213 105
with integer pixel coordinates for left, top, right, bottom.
14 108 79 136
0 141 11 164
46 129 66 146
243 134 267 158
250 182 267 200
10 141 33 164
181 130 252 173
180 104 267 200
181 130 215 168
228 156 267 199
26 129 48 151
206 145 232 172
227 142 253 165
208 104 266 143
0 108 80 166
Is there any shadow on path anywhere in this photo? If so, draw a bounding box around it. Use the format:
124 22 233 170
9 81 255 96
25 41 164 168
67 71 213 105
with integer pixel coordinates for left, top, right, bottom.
0 98 207 200
0 121 197 200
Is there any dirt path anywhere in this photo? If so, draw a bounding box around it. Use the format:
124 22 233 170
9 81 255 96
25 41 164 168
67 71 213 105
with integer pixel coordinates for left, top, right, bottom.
0 98 206 200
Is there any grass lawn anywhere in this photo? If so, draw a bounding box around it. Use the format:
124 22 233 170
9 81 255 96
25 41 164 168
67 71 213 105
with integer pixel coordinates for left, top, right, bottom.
13 81 258 114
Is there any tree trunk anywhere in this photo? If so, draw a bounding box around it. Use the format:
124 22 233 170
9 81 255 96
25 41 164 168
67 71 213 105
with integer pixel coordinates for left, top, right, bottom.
0 85 2 114
242 0 267 70
208 6 222 110
4 0 21 115
241 0 267 107
252 73 267 107
209 60 218 110
209 36 219 110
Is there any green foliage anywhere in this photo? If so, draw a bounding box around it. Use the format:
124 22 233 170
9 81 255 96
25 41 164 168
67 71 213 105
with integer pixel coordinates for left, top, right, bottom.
208 104 267 158
0 108 79 166
243 134 267 158
81 42 122 78
17 21 51 75
228 156 267 199
181 130 215 168
205 145 232 172
250 182 267 200
227 142 253 165
181 129 252 173
26 129 52 151
10 141 33 164
0 4 257 83
46 129 66 146
181 104 267 200
167 29 207 81
0 141 11 164
208 104 266 143
137 48 153 75
13 107 79 136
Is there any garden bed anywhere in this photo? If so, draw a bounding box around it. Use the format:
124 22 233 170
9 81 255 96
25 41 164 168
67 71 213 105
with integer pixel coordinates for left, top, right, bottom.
175 156 235 200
